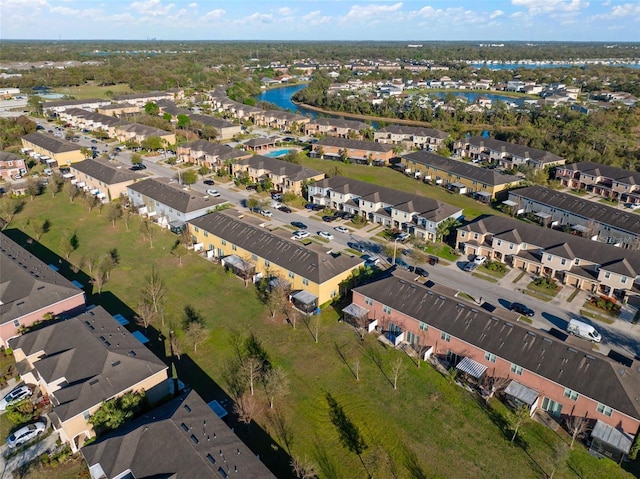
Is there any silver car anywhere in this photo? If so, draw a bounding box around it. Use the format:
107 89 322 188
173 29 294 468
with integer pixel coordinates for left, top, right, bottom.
7 421 46 449
0 385 32 411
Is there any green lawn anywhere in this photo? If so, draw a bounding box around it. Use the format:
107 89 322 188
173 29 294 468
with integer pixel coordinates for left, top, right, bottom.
4 190 636 479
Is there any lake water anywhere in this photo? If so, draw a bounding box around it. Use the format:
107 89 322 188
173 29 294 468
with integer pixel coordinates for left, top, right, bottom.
469 62 640 70
429 91 526 105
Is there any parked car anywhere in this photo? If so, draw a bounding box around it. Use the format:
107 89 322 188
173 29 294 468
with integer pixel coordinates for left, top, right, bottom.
292 231 310 240
203 179 215 185
364 256 381 268
397 232 410 242
278 205 292 213
6 421 46 449
322 215 337 222
130 164 146 171
567 318 601 342
0 385 32 411
246 184 258 191
271 192 282 201
393 258 414 271
347 241 367 253
415 267 429 277
304 203 314 209
12 174 22 180
509 302 535 317
206 189 221 197
260 210 273 218
291 221 307 230
90 139 98 144
473 255 487 266
334 226 349 234
312 204 324 211
318 231 334 240
428 255 439 266
463 262 477 272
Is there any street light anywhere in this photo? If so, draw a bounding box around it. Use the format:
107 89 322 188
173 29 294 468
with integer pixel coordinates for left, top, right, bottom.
392 237 400 265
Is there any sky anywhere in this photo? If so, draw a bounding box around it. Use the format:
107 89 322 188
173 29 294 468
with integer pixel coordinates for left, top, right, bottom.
1 0 640 42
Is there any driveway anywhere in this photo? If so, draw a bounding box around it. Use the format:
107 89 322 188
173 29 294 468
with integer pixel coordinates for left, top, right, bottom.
0 431 59 479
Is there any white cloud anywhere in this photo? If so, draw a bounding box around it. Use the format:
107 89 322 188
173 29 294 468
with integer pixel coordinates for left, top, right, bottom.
235 12 273 25
415 5 485 25
511 0 589 16
490 9 504 19
346 2 403 20
303 10 331 25
204 8 225 20
188 2 197 7
610 2 640 17
130 0 175 17
278 7 294 16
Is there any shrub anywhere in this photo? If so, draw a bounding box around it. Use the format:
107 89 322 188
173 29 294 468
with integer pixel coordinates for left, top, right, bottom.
484 260 507 274
533 277 558 290
7 399 36 425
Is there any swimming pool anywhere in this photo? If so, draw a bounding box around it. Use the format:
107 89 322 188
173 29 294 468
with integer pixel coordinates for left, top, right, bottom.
264 149 294 158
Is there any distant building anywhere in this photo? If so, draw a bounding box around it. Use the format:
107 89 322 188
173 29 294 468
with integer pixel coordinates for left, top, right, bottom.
21 132 84 166
70 158 145 202
556 161 640 205
231 155 324 195
305 118 370 138
374 125 448 151
0 151 26 179
311 138 395 165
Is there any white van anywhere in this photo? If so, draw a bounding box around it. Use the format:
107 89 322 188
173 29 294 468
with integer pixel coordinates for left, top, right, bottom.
567 319 601 343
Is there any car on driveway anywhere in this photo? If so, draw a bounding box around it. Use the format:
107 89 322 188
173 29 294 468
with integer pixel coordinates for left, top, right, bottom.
7 421 46 449
473 255 487 266
397 232 410 242
246 184 258 191
311 204 324 211
509 302 535 317
292 231 310 240
278 205 292 213
463 262 477 272
322 215 337 222
291 221 307 230
334 226 349 234
318 231 334 240
0 385 32 411
206 189 220 197
203 179 215 185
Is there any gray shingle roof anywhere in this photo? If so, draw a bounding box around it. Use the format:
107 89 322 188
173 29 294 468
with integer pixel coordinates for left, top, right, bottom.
118 123 172 137
128 178 226 213
183 140 249 162
402 150 521 186
561 161 640 186
354 273 640 419
238 155 323 183
377 124 448 139
316 137 393 153
510 185 640 237
9 306 167 422
0 233 84 325
63 108 125 128
189 210 364 284
21 132 82 154
71 159 144 185
462 136 565 164
308 117 369 130
459 215 640 277
81 390 276 479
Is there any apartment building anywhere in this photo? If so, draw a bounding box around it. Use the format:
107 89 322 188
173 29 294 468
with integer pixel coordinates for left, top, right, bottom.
70 158 145 202
0 151 26 179
21 132 84 166
305 118 370 138
177 139 252 171
556 162 640 205
374 125 448 151
311 138 395 165
231 155 324 195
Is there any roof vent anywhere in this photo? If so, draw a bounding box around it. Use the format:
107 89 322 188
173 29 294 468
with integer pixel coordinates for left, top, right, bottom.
543 338 552 344
184 404 192 413
567 347 577 353
89 379 99 386
111 360 121 367
127 350 137 357
527 331 536 337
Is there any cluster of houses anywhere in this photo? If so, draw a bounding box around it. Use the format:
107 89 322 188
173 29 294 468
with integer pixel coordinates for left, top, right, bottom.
0 232 276 478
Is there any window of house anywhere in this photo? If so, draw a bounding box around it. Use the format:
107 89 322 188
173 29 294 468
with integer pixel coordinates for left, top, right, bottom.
364 297 373 306
203 231 208 237
302 278 309 286
13 319 20 328
509 243 514 250
460 231 466 238
546 254 552 261
382 305 391 314
574 258 580 266
83 410 91 420
596 403 613 417
604 271 611 279
510 363 523 375
440 331 451 342
231 244 237 251
419 321 428 331
484 352 496 363
496 240 502 246
563 388 579 401
221 239 226 246
474 233 479 240
251 254 258 261
561 258 566 266
194 226 199 233
288 271 294 279
621 277 627 284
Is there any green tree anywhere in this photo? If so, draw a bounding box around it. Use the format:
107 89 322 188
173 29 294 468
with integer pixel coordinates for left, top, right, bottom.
176 114 191 129
89 391 146 433
141 136 163 151
181 169 198 186
144 102 159 115
130 153 143 165
436 217 461 243
200 125 218 140
105 203 123 226
509 405 531 444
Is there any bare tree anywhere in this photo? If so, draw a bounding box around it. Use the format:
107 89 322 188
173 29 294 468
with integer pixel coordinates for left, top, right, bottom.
390 357 407 390
565 415 589 449
48 176 62 197
186 321 207 352
241 357 263 396
85 193 100 213
171 239 188 266
84 252 98 274
312 314 320 343
63 182 79 203
32 218 50 241
122 208 133 231
139 218 156 248
25 179 40 201
484 376 510 402
263 367 289 409
234 392 263 431
266 283 289 318
170 329 182 361
90 270 107 295
510 405 531 444
0 197 24 229
60 231 79 260
105 203 122 227
291 455 317 479
354 358 360 382
134 300 156 333
548 442 569 479
142 266 165 313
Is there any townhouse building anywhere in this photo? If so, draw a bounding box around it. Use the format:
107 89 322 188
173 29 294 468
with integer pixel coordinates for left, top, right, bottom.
311 138 395 165
456 215 640 302
374 125 448 151
401 150 521 201
21 132 84 166
96 102 140 116
188 210 364 308
156 101 242 139
305 118 370 138
0 151 26 179
114 123 175 146
9 307 170 452
58 108 125 137
231 155 324 195
177 139 252 171
70 158 145 202
0 232 86 347
555 162 640 205
508 185 640 249
346 272 640 459
127 177 227 230
42 98 111 116
111 91 175 107
254 110 310 133
82 390 276 479
307 176 462 240
454 136 566 170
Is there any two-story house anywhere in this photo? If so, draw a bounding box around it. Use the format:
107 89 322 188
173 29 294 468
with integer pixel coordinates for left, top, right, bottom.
9 306 170 452
70 158 145 202
307 176 462 240
454 136 566 170
0 151 26 180
188 209 364 308
231 155 324 195
42 98 111 116
177 140 252 171
555 162 640 205
508 185 640 249
21 132 84 166
254 110 310 133
456 215 640 302
311 138 395 165
111 91 175 107
374 125 448 151
401 150 521 201
58 108 125 137
114 123 176 146
305 118 370 138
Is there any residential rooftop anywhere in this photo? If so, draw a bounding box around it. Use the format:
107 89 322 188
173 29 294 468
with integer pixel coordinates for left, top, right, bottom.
316 137 394 153
21 132 83 154
462 136 565 165
560 161 640 185
71 159 145 186
377 124 448 139
237 154 324 183
128 177 227 213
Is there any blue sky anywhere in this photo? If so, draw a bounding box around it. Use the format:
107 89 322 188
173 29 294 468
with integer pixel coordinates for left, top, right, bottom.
2 0 639 42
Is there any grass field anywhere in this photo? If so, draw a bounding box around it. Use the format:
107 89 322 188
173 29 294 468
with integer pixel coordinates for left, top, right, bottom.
3 190 637 479
51 82 132 100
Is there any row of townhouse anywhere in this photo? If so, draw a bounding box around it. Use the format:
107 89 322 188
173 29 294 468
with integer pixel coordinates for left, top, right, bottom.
508 185 640 249
454 136 567 170
231 155 325 195
177 139 252 170
42 98 112 115
373 124 449 151
307 175 462 240
188 209 364 308
69 158 145 202
111 90 178 107
310 137 395 165
157 100 242 139
304 117 370 139
345 271 640 462
456 215 640 302
2 234 276 475
21 132 84 166
0 151 26 179
556 161 640 205
401 150 522 201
